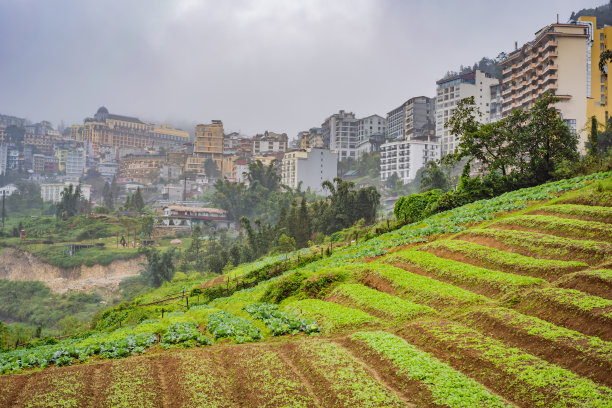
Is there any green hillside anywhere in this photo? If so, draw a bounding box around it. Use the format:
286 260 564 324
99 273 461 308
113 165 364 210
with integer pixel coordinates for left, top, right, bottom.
1 172 612 407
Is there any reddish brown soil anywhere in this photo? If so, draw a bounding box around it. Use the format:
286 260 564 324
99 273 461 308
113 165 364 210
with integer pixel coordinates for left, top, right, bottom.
0 374 28 407
152 354 186 408
557 273 612 300
490 223 606 242
359 271 398 296
514 293 612 341
461 308 612 387
336 337 432 407
398 321 555 408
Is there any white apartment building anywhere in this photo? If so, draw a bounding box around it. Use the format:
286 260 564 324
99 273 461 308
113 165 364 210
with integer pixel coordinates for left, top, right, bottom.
435 70 500 156
40 182 91 203
321 110 359 161
281 148 338 195
356 115 386 155
66 146 86 177
380 140 440 184
0 184 18 197
252 131 288 155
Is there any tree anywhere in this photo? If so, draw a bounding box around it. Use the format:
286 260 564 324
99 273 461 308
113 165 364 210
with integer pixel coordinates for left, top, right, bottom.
385 173 401 190
102 182 114 210
247 160 280 192
204 158 221 178
56 184 85 218
419 161 450 193
588 116 599 157
133 187 145 212
294 197 311 248
141 247 176 287
212 179 249 222
140 215 154 237
276 234 296 260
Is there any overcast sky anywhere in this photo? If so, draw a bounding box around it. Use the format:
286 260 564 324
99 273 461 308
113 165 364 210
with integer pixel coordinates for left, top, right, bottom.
0 0 603 138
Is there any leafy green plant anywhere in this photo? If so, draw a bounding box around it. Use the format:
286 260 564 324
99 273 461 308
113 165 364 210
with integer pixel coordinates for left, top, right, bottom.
243 303 319 335
206 311 262 343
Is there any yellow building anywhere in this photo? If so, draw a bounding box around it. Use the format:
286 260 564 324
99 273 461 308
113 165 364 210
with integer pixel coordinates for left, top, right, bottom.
500 22 589 151
118 154 165 184
221 154 236 180
187 120 224 175
54 148 68 172
578 16 612 125
72 107 189 155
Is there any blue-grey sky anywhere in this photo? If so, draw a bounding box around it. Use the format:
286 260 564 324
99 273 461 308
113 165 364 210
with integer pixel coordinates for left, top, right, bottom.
0 0 602 137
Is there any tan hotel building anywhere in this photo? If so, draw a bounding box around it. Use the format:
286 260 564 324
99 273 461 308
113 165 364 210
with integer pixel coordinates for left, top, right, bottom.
186 120 224 176
500 22 590 151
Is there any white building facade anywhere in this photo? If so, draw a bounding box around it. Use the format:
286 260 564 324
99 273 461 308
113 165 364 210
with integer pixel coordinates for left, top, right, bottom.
322 110 359 161
40 182 91 203
281 148 338 194
0 143 7 176
66 146 86 177
435 70 499 156
380 140 440 184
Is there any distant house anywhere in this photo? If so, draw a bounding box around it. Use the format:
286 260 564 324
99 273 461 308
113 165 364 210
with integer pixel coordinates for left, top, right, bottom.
0 183 18 197
162 205 230 229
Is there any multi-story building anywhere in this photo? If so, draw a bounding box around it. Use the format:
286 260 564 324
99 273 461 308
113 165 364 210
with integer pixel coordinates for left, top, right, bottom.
500 23 589 149
252 131 288 155
119 154 165 184
356 115 387 155
72 107 189 155
235 159 249 183
576 16 612 127
7 148 20 170
386 97 435 141
321 110 359 161
186 120 224 175
281 148 338 194
66 146 86 177
0 183 18 197
489 83 503 123
0 114 27 129
436 70 499 156
380 140 441 184
40 182 91 203
221 154 236 180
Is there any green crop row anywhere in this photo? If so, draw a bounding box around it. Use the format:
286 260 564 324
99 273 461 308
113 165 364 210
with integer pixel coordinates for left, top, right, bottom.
421 239 586 278
283 299 379 332
492 214 612 241
105 360 158 408
412 320 612 407
178 350 233 408
582 269 612 283
459 228 612 263
296 340 406 407
243 303 320 335
329 283 435 319
532 288 612 319
468 307 612 361
351 331 512 408
532 204 612 223
363 262 489 307
387 250 545 295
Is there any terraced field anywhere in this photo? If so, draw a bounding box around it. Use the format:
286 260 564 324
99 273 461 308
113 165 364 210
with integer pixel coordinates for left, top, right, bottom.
2 172 612 407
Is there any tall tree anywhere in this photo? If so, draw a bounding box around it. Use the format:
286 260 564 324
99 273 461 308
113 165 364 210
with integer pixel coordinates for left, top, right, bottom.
588 116 599 157
419 161 450 193
133 187 145 212
204 158 221 178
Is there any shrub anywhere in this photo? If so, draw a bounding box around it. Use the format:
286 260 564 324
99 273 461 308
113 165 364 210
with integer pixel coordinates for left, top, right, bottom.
394 190 442 223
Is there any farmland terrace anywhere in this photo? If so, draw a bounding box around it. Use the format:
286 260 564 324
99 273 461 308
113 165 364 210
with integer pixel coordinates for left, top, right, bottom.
1 172 612 407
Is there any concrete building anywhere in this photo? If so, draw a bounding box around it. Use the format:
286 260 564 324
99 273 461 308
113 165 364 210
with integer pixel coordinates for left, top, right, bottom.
380 140 441 184
500 23 589 150
41 182 91 203
99 161 119 178
356 115 387 155
0 184 18 197
489 83 503 123
119 154 165 184
235 159 249 183
162 205 229 229
187 120 224 175
436 70 500 156
281 148 337 195
66 146 86 177
252 131 288 155
386 96 436 141
321 110 359 161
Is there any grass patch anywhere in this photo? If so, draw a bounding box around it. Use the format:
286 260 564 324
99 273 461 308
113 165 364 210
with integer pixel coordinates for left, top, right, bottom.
283 299 379 332
531 204 612 223
491 214 612 241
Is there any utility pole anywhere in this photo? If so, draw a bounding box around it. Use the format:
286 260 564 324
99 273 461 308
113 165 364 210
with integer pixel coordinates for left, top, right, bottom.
1 191 5 232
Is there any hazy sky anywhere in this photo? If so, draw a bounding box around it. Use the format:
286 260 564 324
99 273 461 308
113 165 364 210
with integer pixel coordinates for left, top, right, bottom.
0 0 602 138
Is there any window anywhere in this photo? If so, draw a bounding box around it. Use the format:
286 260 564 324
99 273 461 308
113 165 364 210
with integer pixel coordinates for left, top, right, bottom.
602 95 606 103
601 33 605 41
602 43 605 51
602 85 606 93
602 75 606 83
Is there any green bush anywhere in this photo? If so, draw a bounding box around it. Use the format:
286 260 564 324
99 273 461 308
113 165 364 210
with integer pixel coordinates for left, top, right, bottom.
394 190 442 223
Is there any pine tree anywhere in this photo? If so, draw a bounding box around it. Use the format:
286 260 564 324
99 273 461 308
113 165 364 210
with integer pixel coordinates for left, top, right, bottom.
295 197 311 248
133 187 145 211
589 116 599 157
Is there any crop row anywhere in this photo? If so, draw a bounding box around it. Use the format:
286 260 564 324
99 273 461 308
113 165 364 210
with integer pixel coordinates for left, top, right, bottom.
458 228 612 264
531 287 612 318
178 350 234 408
243 302 320 335
351 331 512 408
362 262 489 307
408 320 612 407
531 203 612 223
294 340 406 407
465 307 612 363
421 239 586 278
283 299 379 332
387 250 545 295
104 359 159 408
206 311 262 343
329 283 435 319
491 214 612 241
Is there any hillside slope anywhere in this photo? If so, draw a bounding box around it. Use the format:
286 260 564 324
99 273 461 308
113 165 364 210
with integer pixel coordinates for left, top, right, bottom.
1 173 612 407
